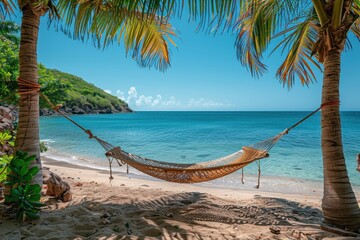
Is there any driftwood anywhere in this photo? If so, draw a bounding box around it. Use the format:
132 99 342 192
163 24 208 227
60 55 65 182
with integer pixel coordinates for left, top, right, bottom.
43 169 72 202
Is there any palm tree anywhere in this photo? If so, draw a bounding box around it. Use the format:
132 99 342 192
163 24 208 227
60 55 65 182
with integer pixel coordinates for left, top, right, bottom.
231 0 360 230
0 0 176 185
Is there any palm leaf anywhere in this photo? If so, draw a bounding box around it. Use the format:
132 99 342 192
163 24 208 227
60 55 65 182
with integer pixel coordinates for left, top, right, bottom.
119 17 177 71
0 20 20 43
273 12 321 88
56 0 177 71
233 0 309 78
350 18 360 40
186 0 237 33
0 0 15 19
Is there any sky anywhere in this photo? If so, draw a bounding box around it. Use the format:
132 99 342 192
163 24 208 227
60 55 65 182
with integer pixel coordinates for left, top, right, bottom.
9 11 360 111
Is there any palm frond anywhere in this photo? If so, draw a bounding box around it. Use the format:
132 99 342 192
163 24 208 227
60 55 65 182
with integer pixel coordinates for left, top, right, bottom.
274 12 321 88
234 0 273 77
0 20 20 43
233 0 312 78
56 0 177 71
350 18 360 40
351 1 360 40
0 0 15 19
185 0 237 33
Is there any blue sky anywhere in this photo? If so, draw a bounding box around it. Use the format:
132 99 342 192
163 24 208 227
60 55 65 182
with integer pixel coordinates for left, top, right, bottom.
10 12 360 111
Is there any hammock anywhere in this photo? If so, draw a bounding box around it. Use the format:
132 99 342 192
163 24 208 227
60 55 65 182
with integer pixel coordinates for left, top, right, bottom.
95 133 282 183
36 90 338 184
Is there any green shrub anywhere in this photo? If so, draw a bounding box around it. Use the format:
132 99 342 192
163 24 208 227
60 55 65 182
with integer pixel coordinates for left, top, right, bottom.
0 130 15 183
4 151 45 222
0 155 12 183
40 141 48 153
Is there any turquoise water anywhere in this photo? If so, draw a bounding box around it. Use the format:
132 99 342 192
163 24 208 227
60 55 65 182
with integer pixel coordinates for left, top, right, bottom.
40 111 360 185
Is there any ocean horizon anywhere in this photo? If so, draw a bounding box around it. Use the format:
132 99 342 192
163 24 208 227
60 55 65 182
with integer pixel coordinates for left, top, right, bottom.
40 111 360 186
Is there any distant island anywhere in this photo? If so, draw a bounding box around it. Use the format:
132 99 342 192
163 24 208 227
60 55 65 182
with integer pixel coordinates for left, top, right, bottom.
40 69 132 116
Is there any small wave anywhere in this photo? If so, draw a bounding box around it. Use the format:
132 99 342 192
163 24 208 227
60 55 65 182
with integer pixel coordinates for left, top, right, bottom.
41 139 56 143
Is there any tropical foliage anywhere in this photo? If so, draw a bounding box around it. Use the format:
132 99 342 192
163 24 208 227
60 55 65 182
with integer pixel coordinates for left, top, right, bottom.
0 21 129 111
47 69 129 112
4 151 44 222
0 130 15 183
0 21 19 103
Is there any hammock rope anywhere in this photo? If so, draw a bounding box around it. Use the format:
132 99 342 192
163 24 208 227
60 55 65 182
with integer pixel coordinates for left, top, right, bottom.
18 88 338 184
43 96 337 183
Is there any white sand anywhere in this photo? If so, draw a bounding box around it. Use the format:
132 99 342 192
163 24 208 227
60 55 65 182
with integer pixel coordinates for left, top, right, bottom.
0 155 359 240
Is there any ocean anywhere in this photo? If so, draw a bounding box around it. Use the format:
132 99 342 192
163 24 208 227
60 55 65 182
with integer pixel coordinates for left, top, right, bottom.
40 111 360 186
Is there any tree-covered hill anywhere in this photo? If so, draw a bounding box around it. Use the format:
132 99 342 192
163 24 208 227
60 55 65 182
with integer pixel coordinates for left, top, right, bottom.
0 21 132 115
40 68 132 115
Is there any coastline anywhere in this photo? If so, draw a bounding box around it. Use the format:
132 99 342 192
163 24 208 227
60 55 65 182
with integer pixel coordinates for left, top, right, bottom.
41 151 360 198
1 153 359 239
42 155 325 202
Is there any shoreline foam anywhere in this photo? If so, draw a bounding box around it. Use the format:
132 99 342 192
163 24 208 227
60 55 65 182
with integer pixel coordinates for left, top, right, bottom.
41 151 360 197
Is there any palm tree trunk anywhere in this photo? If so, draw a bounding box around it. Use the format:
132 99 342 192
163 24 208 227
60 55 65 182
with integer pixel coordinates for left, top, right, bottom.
321 48 360 229
15 4 42 185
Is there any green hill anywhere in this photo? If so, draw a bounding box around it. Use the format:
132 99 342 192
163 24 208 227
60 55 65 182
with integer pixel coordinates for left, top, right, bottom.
40 69 132 115
0 21 132 115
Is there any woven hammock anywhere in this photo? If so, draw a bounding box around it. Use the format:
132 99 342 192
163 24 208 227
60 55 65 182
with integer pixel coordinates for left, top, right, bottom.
93 131 286 183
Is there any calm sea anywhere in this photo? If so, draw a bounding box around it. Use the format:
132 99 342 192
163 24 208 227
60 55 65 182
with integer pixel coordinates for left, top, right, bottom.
40 111 360 185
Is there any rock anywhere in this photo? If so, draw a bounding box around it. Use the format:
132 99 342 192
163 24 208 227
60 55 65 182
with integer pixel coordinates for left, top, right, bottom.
0 106 13 121
0 106 14 131
269 226 281 234
62 190 72 202
43 170 72 202
40 108 55 116
39 102 132 116
72 106 85 114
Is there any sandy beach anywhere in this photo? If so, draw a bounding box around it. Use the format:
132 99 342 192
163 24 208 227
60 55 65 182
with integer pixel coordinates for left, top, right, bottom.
1 155 359 240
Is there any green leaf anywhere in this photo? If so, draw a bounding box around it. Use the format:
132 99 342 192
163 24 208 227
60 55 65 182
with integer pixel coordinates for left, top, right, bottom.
23 155 36 164
27 166 39 177
24 211 40 220
23 200 33 209
26 184 41 194
11 158 25 167
4 194 18 202
16 208 25 222
10 187 21 197
19 166 29 177
29 201 46 208
27 194 41 202
22 175 32 183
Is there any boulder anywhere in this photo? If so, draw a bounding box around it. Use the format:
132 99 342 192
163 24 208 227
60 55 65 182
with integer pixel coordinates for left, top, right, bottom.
71 106 85 114
0 106 14 131
43 169 72 202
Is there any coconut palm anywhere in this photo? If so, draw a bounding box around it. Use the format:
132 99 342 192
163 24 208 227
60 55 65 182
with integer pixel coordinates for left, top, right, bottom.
0 0 177 185
231 0 360 230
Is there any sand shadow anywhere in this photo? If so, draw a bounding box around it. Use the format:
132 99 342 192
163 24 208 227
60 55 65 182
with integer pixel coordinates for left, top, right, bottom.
1 188 331 240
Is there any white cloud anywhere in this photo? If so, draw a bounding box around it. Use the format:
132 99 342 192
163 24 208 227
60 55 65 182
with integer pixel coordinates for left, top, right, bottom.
152 94 162 106
116 90 126 101
188 98 225 108
103 89 112 94
115 87 178 109
163 96 180 106
136 95 153 106
126 87 138 105
114 87 225 110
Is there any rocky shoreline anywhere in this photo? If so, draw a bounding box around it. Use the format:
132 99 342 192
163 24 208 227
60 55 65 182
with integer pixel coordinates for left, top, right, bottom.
1 103 133 121
40 103 133 116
